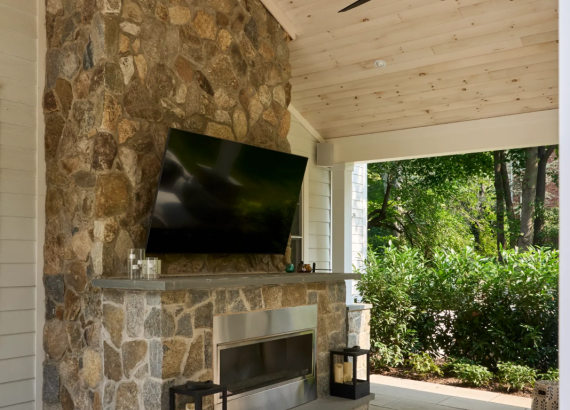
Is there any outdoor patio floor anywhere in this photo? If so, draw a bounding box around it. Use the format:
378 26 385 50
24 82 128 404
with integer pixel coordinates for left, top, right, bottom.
369 375 532 410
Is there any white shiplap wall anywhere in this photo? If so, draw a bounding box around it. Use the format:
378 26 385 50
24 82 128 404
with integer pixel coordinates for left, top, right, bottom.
351 164 367 298
288 116 331 271
0 1 38 409
352 164 367 269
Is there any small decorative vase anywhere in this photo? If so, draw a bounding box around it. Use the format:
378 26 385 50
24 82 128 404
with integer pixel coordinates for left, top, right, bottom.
285 264 295 273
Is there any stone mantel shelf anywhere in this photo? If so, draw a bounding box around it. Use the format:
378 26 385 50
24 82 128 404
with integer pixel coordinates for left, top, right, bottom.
92 272 360 291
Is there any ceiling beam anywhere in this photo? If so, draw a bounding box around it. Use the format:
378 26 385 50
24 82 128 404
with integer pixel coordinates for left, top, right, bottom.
288 104 325 143
259 0 300 40
328 109 559 164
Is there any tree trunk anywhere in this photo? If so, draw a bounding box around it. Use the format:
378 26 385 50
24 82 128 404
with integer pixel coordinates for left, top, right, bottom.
518 147 539 251
493 151 506 261
533 146 556 245
500 155 516 247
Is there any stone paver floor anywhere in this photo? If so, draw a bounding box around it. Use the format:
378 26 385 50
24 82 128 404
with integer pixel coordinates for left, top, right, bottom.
370 375 532 410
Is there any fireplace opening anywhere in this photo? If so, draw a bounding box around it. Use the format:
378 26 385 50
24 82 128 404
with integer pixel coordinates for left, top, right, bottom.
219 331 314 397
213 305 318 410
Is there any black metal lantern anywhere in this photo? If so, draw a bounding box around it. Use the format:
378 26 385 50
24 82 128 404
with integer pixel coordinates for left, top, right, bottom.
329 346 371 400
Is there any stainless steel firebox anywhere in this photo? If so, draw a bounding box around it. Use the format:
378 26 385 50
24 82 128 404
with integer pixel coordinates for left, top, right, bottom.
213 305 318 410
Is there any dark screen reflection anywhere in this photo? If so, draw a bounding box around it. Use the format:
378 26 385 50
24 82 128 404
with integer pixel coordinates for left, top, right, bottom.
146 129 308 254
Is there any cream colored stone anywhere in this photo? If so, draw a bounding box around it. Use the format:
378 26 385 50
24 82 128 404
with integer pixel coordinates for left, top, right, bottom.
83 349 103 388
120 21 140 36
119 56 135 85
132 38 141 53
233 108 248 141
175 84 187 104
214 110 231 124
47 0 63 15
258 85 271 107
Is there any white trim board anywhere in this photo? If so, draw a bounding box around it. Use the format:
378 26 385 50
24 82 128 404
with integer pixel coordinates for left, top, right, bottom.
329 109 559 164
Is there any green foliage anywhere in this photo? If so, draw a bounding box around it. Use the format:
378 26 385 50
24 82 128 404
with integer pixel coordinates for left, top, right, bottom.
451 362 494 387
371 342 404 369
368 154 497 258
356 246 559 371
497 362 537 391
355 246 419 353
538 368 559 381
405 352 442 378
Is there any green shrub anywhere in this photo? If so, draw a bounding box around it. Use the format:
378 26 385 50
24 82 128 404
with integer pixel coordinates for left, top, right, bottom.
452 363 493 387
405 352 442 378
497 362 537 391
538 368 559 381
357 245 559 371
371 342 404 369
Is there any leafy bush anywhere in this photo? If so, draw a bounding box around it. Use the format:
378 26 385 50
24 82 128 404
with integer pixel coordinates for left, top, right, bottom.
497 362 537 391
538 368 559 381
356 246 420 353
357 246 559 371
371 342 404 369
452 363 493 387
405 353 442 378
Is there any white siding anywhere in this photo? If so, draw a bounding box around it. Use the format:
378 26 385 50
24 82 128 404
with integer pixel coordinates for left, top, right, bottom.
351 164 367 297
352 164 367 269
288 117 332 271
0 1 37 408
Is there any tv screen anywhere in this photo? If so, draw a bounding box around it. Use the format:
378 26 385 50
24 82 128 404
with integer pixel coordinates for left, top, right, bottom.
145 128 308 255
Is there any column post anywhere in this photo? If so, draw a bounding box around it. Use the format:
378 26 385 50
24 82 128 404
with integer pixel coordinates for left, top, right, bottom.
332 163 354 304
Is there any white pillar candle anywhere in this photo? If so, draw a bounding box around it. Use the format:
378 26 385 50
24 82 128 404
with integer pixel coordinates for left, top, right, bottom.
343 362 353 383
334 363 344 383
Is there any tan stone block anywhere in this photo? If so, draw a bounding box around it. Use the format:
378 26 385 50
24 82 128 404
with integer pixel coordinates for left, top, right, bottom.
217 29 233 52
282 283 307 307
84 348 103 388
119 34 130 54
262 107 277 126
169 6 191 25
194 10 217 40
118 118 140 143
183 334 204 377
162 339 187 378
103 304 124 348
205 122 235 140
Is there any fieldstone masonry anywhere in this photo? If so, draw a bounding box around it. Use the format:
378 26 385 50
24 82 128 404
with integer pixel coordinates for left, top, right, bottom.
42 0 295 408
347 304 372 381
98 282 347 410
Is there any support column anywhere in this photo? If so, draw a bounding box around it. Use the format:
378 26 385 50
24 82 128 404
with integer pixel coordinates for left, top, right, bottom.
332 163 354 304
560 0 569 405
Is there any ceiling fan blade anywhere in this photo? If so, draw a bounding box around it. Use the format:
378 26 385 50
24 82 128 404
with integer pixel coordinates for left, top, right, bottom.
338 0 372 12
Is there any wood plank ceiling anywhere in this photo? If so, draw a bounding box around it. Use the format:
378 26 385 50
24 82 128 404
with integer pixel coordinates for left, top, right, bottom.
275 0 559 139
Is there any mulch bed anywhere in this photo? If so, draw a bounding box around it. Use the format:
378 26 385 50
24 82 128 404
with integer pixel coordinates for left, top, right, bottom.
374 366 533 398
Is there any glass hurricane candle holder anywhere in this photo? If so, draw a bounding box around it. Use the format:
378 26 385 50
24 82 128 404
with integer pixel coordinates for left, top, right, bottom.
145 257 159 279
128 249 145 279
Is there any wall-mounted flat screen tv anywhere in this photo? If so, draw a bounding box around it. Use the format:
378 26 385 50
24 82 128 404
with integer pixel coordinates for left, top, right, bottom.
145 128 308 255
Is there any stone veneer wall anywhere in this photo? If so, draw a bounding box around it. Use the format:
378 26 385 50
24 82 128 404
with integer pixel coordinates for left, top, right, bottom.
42 0 294 408
99 282 346 410
347 306 371 380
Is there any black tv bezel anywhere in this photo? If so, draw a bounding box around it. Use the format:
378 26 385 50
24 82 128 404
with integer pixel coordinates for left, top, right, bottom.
144 127 308 255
